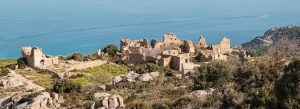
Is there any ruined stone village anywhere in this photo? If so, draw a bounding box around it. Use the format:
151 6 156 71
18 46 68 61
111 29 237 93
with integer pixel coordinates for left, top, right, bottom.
0 33 251 109
120 33 249 73
21 33 248 73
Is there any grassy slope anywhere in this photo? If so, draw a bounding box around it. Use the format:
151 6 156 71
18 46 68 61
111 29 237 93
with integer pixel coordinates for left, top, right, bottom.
18 70 55 90
0 59 17 67
71 64 128 86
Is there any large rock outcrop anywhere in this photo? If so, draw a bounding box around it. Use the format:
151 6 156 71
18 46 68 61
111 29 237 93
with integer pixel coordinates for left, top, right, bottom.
0 91 64 109
112 71 160 84
0 76 23 89
91 92 125 109
241 25 300 54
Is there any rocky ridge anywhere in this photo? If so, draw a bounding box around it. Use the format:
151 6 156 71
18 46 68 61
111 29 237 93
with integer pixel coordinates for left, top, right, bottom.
241 25 300 54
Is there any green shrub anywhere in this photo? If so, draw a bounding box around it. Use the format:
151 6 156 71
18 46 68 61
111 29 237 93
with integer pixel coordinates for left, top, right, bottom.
275 60 300 108
102 44 118 56
67 53 85 61
172 97 192 108
17 58 26 69
233 57 282 108
0 68 10 77
193 61 234 89
87 53 99 61
53 79 81 93
133 63 164 74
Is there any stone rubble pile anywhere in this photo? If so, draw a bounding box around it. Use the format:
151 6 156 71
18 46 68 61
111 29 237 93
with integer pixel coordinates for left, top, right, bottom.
112 71 160 84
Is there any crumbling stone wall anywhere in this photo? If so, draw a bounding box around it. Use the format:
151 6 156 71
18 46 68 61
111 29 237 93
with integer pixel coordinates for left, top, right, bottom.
196 35 208 49
21 46 59 68
144 48 162 63
212 53 228 61
158 56 172 67
182 40 195 53
151 33 184 51
120 38 148 52
163 33 183 46
162 50 179 57
128 53 145 64
196 50 228 62
170 53 190 71
211 37 232 54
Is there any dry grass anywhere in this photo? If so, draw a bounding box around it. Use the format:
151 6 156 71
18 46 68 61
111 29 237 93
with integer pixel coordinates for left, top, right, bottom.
18 70 55 89
0 86 25 99
0 59 17 67
71 64 128 86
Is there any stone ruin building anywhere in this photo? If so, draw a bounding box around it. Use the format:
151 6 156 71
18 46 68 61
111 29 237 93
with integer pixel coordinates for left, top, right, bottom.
195 36 249 62
120 33 250 72
21 46 59 68
120 33 195 72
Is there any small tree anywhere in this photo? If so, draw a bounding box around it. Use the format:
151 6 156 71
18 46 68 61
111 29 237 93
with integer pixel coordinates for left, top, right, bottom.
193 61 235 89
275 60 300 108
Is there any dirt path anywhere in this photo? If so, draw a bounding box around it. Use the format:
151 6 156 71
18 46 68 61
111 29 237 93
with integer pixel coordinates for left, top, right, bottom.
8 69 45 91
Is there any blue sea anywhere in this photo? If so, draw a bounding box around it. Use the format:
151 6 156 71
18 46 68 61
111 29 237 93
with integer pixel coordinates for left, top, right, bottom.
1 0 300 58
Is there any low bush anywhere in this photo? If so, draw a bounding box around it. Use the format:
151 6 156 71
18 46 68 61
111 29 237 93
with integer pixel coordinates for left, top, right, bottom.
0 68 10 77
193 61 235 89
52 79 81 93
67 53 85 61
172 97 192 108
17 58 26 69
133 63 165 74
102 44 118 56
275 60 300 108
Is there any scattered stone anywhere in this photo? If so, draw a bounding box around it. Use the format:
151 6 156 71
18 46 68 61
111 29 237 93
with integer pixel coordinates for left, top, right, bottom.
94 92 111 99
112 76 123 84
98 85 106 92
149 71 160 78
102 97 109 108
189 90 208 101
123 71 140 82
189 88 215 101
138 73 153 82
114 95 125 108
174 74 182 79
108 97 118 108
0 76 23 89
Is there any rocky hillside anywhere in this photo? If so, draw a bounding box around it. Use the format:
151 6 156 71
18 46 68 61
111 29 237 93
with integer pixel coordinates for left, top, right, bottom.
241 25 300 54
